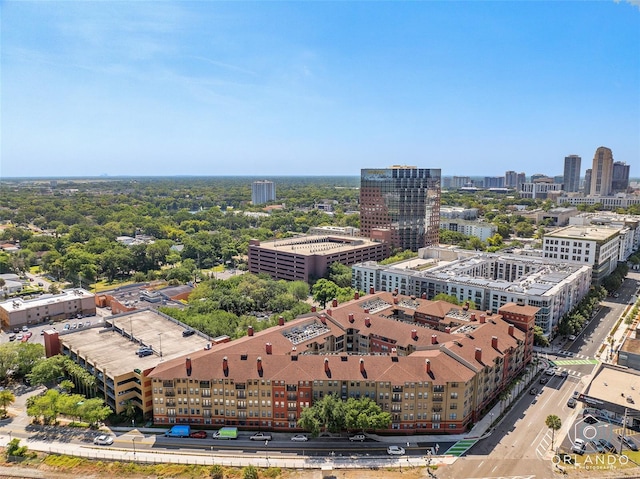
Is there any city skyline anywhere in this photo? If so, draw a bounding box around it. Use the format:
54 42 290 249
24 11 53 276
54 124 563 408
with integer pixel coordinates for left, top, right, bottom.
3 1 639 178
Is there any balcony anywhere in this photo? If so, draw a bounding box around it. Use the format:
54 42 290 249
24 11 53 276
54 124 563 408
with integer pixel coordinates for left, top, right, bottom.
165 391 176 397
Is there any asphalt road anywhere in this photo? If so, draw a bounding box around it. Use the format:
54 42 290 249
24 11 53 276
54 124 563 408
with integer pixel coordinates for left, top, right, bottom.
438 273 640 479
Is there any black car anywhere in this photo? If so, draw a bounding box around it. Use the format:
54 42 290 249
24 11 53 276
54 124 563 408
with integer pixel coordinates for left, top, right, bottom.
566 398 577 408
584 415 598 424
598 438 616 453
540 377 549 385
182 329 196 337
618 435 639 451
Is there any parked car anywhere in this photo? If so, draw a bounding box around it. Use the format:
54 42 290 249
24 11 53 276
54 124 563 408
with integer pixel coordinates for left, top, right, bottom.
93 435 114 446
189 430 207 439
387 445 406 455
566 398 577 408
599 438 616 452
138 349 153 357
15 334 23 341
529 388 538 395
572 438 586 455
291 434 308 442
591 440 605 453
250 432 273 441
349 434 366 442
560 370 569 378
539 377 548 385
545 368 556 376
8 333 15 341
618 435 638 451
22 325 28 332
182 329 196 337
64 324 70 330
584 415 598 424
568 335 576 341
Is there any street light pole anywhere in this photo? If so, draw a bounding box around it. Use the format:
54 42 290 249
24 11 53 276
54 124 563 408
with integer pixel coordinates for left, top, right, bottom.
132 436 136 456
158 333 163 358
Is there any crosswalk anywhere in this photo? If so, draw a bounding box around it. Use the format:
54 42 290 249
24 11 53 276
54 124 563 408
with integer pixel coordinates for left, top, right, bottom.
447 439 478 457
535 429 552 460
552 358 599 365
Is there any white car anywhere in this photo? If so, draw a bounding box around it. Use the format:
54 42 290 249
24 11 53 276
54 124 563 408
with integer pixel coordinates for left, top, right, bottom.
291 434 308 442
568 335 576 341
387 445 406 455
93 435 114 446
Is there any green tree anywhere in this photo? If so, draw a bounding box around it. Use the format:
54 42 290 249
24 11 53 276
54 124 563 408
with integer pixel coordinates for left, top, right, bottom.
344 397 392 431
311 279 339 308
28 355 66 386
14 343 44 377
327 262 352 288
59 379 75 394
545 414 562 450
288 281 310 301
533 326 550 347
0 343 19 382
77 398 112 427
123 399 137 423
5 438 28 458
433 293 460 305
0 389 16 418
27 389 62 424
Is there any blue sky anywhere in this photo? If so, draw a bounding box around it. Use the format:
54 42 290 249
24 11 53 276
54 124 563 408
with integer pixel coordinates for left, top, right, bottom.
2 1 639 178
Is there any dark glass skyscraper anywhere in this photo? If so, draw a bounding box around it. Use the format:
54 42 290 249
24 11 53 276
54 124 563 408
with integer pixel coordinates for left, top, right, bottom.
360 166 441 252
612 161 630 193
563 155 581 193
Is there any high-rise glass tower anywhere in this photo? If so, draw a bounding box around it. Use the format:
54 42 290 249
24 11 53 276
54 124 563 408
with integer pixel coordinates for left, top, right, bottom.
589 147 614 196
251 180 276 205
612 162 630 193
563 155 581 193
360 166 441 251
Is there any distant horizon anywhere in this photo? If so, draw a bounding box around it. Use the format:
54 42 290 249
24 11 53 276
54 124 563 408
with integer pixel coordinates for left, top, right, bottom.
3 2 638 177
2 174 640 182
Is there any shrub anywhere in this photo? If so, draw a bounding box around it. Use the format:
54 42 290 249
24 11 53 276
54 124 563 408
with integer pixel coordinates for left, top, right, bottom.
242 465 259 479
210 465 224 479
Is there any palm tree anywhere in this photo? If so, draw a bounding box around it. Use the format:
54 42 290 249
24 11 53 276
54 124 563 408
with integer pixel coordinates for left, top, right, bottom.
0 389 16 418
545 414 562 451
123 399 137 425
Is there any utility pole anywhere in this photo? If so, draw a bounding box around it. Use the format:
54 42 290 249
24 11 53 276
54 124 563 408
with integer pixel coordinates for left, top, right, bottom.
620 407 628 454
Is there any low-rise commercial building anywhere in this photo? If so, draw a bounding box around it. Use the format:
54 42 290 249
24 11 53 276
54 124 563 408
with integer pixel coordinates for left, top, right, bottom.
149 291 536 435
0 288 96 329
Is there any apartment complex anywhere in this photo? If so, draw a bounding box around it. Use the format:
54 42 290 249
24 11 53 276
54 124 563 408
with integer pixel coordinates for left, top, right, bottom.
0 288 96 329
247 235 387 282
542 225 622 283
439 219 497 241
251 180 276 205
351 248 592 336
360 166 441 251
148 291 535 434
